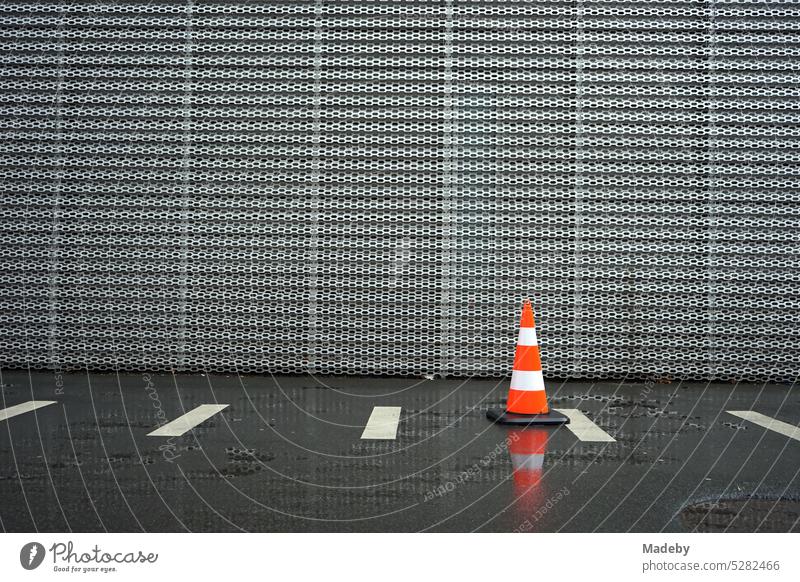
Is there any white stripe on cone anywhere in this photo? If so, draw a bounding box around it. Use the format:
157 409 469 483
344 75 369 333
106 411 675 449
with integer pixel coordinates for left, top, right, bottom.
510 369 545 392
517 327 538 346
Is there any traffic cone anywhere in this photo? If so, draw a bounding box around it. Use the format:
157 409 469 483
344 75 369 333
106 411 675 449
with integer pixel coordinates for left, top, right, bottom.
486 298 569 425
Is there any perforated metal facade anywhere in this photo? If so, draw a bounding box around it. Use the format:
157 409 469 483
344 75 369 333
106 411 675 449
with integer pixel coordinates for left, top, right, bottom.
1 1 798 380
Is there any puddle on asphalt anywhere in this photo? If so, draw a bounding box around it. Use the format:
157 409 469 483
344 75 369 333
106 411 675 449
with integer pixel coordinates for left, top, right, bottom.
680 497 800 532
219 447 274 477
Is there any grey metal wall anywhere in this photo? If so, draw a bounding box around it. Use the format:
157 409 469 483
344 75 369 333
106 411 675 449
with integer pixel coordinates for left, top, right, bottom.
1 1 798 380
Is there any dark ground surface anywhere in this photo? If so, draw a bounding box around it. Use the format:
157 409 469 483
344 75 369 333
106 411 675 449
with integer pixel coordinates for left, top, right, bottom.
0 370 798 533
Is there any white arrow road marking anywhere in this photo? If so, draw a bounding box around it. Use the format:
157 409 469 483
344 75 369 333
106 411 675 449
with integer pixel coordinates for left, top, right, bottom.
147 404 229 437
727 411 800 442
555 408 616 442
361 406 402 440
0 400 57 422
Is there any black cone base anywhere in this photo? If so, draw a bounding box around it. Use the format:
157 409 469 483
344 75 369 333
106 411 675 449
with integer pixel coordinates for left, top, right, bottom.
486 408 570 426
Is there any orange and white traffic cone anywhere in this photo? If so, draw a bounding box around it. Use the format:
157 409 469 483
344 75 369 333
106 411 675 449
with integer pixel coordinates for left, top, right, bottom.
486 298 569 425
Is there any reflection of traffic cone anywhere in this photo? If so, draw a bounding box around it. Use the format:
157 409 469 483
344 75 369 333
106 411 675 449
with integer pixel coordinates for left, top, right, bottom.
508 429 549 526
487 298 569 425
509 429 547 487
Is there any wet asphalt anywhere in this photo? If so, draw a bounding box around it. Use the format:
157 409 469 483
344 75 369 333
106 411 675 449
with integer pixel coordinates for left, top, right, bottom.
0 370 798 532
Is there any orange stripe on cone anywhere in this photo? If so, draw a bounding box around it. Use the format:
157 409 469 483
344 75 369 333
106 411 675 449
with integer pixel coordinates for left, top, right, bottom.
513 344 541 371
519 300 535 328
507 389 549 415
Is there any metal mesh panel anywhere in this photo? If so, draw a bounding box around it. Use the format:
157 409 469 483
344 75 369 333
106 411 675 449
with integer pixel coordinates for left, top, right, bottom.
1 0 798 380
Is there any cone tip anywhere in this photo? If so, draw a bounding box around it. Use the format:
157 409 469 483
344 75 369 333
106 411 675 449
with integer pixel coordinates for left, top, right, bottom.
519 297 536 327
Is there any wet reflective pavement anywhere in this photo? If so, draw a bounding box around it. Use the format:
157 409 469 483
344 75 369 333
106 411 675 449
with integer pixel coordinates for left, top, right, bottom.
1 371 798 532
